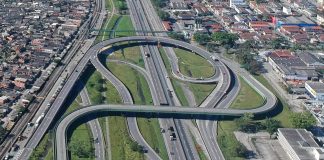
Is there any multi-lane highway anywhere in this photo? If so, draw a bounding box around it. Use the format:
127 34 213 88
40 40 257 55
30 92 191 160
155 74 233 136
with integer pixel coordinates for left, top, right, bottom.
16 34 277 160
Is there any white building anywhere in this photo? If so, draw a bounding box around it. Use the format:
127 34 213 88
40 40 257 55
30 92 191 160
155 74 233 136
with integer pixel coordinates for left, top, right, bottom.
278 128 324 160
317 14 324 25
305 82 324 101
230 0 245 8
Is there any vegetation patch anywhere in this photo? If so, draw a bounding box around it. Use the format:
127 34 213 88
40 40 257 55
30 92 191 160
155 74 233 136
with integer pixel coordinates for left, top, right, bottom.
137 118 168 160
188 83 215 106
109 116 144 160
68 124 95 160
174 48 215 78
230 77 264 109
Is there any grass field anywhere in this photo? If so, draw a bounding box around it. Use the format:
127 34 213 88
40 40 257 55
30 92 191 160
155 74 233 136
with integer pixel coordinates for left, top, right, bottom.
174 48 215 78
188 83 216 106
137 118 168 160
115 16 136 37
86 71 105 105
68 124 94 160
217 121 244 160
229 77 264 109
107 62 153 105
108 46 144 68
107 62 168 158
109 116 144 160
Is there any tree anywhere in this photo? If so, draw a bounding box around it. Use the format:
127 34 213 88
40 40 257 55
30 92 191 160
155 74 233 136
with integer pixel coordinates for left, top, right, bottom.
193 33 211 45
263 118 280 135
157 10 170 21
271 37 287 49
69 139 94 158
168 32 185 41
211 32 238 47
117 0 127 10
290 112 317 129
0 126 6 142
234 113 254 132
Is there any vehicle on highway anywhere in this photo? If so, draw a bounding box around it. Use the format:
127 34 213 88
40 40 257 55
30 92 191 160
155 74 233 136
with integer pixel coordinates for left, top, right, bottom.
34 113 45 127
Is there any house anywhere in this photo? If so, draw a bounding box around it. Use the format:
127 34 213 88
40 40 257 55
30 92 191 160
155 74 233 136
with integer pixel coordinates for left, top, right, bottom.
13 77 27 89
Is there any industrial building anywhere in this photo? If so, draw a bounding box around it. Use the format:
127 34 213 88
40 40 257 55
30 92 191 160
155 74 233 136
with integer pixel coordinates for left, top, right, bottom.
278 128 324 160
305 82 324 101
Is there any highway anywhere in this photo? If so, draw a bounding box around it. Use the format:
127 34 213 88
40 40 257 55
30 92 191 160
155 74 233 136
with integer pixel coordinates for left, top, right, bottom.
127 0 202 159
136 0 229 159
80 87 105 160
18 35 277 160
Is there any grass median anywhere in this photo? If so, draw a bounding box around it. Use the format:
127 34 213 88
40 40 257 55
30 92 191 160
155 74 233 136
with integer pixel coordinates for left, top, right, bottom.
174 48 215 78
107 61 168 159
229 76 264 109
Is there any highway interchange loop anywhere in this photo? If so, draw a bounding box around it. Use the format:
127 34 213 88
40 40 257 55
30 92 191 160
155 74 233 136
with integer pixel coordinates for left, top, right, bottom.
51 36 277 160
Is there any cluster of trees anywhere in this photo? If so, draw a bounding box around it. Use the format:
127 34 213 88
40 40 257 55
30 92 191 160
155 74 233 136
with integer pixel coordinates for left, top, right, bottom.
193 33 211 45
116 0 127 11
168 32 186 41
218 134 248 158
235 112 317 135
270 37 289 49
235 41 262 75
211 32 238 48
68 139 95 158
290 112 317 129
130 141 146 153
157 10 170 21
193 32 238 47
0 126 6 143
151 0 166 8
234 113 280 134
88 73 105 104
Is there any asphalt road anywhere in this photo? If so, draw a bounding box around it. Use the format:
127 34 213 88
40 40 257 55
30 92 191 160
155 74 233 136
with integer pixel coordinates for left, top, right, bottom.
20 35 277 160
80 87 105 160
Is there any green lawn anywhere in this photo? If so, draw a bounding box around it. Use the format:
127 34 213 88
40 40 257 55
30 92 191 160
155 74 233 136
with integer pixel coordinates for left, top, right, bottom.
64 100 80 116
115 16 136 37
68 124 94 160
108 46 144 68
105 81 122 104
217 121 244 160
230 77 264 109
137 118 168 160
107 62 153 105
99 15 120 41
174 48 215 78
109 116 144 160
107 62 168 158
86 71 105 105
188 83 216 106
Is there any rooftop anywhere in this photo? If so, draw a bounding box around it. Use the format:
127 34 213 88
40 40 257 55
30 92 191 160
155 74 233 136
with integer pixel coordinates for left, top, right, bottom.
278 128 321 160
306 82 324 93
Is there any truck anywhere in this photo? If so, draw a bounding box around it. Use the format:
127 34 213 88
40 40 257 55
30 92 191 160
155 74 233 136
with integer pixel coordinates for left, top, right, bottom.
35 113 45 127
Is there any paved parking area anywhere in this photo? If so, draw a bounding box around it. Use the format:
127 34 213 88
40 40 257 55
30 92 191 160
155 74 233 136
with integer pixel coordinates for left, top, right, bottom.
235 131 290 160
